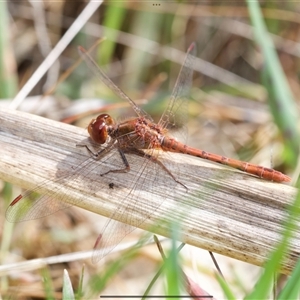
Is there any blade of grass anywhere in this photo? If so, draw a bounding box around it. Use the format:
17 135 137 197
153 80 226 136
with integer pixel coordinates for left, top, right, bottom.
142 237 185 299
9 0 103 109
123 10 163 89
75 265 85 300
246 0 299 165
245 3 300 297
0 0 17 98
277 256 300 299
97 3 126 65
246 189 300 299
0 183 17 294
62 269 75 300
88 233 150 294
41 267 55 300
164 222 182 297
216 272 236 300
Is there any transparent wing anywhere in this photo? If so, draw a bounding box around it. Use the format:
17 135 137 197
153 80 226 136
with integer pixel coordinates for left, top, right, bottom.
78 46 153 121
6 45 194 263
6 139 186 263
158 43 196 143
5 144 126 222
91 149 186 263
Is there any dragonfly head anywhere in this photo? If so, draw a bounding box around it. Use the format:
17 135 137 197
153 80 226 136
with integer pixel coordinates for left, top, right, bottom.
88 114 115 144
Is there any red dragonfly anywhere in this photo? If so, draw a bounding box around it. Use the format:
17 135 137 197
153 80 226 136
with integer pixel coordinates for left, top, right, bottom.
6 43 290 263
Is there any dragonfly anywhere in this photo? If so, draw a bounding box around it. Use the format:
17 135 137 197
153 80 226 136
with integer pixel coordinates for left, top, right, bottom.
6 43 291 263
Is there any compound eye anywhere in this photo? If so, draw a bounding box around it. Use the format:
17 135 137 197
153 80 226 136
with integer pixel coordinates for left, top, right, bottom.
87 114 114 144
88 117 107 144
99 114 114 126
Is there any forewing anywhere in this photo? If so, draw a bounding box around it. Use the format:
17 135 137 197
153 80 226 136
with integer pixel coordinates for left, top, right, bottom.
78 46 152 121
158 43 196 143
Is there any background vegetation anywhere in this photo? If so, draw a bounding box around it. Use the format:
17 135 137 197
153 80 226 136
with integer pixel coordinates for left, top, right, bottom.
0 1 299 299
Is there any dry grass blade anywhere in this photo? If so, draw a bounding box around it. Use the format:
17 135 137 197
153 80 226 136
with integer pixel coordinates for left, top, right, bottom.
9 1 103 110
0 107 297 273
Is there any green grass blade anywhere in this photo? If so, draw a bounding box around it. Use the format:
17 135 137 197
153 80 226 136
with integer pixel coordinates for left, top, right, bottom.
246 0 299 164
0 0 17 98
164 223 182 297
75 265 85 300
41 267 55 300
216 273 236 300
88 233 150 294
246 188 300 299
123 10 163 89
0 183 15 293
277 256 300 299
97 3 126 65
63 269 75 300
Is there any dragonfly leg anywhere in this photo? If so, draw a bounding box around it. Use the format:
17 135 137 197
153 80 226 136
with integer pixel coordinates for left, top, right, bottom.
76 143 99 158
100 148 130 176
76 140 115 160
128 148 188 191
77 142 130 176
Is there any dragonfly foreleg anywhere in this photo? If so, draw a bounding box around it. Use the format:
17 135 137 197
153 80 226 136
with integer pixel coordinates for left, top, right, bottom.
76 140 115 160
76 143 100 158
